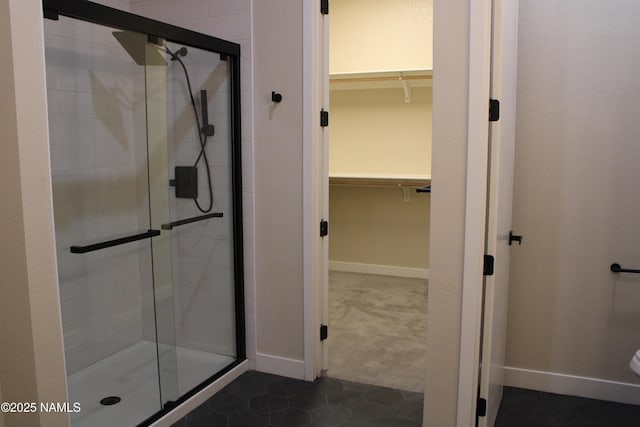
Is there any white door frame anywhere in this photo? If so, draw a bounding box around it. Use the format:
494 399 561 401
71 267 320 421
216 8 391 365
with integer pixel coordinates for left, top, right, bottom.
302 0 328 381
302 1 495 425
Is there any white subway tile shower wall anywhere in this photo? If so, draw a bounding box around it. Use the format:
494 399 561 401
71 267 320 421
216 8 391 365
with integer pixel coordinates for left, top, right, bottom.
44 8 151 374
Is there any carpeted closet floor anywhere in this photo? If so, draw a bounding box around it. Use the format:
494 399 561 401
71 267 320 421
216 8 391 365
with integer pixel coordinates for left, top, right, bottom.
327 271 428 392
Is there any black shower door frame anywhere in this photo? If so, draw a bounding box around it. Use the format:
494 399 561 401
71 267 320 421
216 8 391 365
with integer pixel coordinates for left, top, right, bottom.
42 1 245 425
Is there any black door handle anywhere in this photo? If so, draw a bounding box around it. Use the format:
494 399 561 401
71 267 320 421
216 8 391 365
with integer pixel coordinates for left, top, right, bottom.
509 230 523 246
610 263 640 274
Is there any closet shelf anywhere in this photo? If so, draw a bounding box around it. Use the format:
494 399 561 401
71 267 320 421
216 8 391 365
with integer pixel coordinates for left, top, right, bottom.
329 69 433 92
330 173 431 188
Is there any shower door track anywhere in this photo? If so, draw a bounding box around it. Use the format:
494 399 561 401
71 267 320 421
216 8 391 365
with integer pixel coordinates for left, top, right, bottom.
42 1 246 426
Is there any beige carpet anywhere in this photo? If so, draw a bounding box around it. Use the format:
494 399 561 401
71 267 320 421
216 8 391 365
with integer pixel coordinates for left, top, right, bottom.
328 271 428 392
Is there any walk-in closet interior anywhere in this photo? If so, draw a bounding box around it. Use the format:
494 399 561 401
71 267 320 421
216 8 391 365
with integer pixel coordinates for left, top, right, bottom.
43 1 244 425
327 0 433 392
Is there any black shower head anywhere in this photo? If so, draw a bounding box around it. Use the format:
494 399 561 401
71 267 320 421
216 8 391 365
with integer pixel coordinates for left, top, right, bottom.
167 46 188 61
112 31 167 66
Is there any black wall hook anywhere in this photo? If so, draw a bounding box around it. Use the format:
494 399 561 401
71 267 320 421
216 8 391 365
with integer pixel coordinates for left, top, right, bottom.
271 91 283 103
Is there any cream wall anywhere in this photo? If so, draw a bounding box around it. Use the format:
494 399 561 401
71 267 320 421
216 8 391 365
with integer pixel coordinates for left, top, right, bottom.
329 0 432 275
330 87 432 177
0 1 68 426
252 0 305 363
330 0 433 73
329 186 430 270
506 0 640 396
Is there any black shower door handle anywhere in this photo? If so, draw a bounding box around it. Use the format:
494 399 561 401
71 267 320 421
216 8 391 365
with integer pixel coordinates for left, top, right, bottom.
70 230 160 254
161 212 223 230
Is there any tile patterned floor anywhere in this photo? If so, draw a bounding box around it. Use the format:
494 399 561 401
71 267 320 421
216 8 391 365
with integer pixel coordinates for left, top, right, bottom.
170 371 423 427
495 386 640 427
171 372 640 427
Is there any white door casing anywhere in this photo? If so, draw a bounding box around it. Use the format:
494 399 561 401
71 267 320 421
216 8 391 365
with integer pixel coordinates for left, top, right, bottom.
303 0 330 381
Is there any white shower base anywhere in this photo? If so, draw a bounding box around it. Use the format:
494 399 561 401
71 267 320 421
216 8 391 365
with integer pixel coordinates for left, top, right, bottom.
68 341 235 427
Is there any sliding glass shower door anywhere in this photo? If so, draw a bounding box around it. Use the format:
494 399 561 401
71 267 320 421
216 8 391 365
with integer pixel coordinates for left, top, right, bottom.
43 2 243 426
148 38 240 402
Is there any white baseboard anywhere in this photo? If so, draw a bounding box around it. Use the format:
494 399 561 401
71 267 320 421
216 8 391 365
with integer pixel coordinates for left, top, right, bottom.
256 353 305 380
504 366 640 405
329 260 429 279
150 360 249 427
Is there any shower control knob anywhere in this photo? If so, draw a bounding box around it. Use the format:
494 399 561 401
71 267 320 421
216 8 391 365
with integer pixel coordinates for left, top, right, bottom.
201 124 215 137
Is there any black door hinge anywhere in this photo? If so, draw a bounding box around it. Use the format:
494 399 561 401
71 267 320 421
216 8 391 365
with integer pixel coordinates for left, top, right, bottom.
477 397 487 417
320 220 328 237
483 255 495 276
321 0 329 15
489 99 500 122
320 109 329 127
320 324 328 341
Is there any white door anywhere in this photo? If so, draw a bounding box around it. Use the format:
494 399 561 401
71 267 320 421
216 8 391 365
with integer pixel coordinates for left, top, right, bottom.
477 0 519 425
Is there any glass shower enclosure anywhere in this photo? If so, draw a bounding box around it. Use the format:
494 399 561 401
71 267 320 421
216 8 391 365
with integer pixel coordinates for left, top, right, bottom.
42 1 244 426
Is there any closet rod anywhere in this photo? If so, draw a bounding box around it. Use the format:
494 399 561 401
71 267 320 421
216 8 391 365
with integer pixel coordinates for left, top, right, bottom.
330 75 432 84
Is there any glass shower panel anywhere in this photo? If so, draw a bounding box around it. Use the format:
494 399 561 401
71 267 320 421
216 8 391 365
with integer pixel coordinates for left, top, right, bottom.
156 41 237 397
45 16 163 427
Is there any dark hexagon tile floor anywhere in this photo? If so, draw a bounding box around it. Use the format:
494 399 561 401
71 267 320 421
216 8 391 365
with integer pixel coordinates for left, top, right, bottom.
494 386 640 427
172 373 640 427
171 371 423 427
